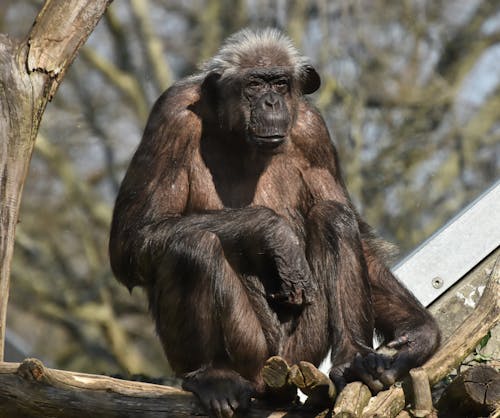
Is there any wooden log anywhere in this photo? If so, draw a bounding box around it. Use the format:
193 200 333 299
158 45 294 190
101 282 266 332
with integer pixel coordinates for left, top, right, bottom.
437 365 499 417
262 355 291 390
408 368 433 417
261 355 300 406
289 361 336 408
361 385 406 418
332 382 371 417
0 358 317 417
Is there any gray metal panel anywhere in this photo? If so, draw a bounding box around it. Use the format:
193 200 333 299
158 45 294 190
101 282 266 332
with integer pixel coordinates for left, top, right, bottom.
393 179 500 307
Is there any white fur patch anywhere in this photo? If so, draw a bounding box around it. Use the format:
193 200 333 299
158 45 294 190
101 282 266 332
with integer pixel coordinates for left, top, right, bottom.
200 28 311 80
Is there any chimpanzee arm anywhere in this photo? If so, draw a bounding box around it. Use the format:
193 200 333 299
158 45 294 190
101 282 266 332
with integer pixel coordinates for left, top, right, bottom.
136 208 313 306
359 222 441 386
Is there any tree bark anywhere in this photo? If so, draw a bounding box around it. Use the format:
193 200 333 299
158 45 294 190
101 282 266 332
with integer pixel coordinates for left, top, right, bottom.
0 0 112 361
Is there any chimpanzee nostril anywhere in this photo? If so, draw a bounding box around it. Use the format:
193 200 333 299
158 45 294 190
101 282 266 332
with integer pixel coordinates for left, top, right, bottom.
265 95 278 106
262 92 281 110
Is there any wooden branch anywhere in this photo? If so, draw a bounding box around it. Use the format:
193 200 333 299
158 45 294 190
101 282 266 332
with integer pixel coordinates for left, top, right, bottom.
289 361 337 407
0 34 44 363
361 385 406 418
27 0 113 99
0 0 111 360
0 359 318 417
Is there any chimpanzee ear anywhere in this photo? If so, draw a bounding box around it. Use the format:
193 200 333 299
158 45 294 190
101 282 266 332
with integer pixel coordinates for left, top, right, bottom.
301 65 321 94
201 71 222 101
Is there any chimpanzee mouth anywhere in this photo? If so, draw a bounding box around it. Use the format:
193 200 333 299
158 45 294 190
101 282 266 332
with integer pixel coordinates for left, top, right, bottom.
250 135 286 149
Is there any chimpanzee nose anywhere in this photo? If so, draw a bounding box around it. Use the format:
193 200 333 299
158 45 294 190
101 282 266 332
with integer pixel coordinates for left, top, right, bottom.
263 92 282 110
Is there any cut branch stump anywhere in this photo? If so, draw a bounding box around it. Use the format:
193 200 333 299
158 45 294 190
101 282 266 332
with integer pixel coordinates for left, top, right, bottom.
437 365 500 417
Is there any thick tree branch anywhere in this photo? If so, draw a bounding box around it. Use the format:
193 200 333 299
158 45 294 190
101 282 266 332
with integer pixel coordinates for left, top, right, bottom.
27 0 113 99
0 0 111 361
0 359 313 418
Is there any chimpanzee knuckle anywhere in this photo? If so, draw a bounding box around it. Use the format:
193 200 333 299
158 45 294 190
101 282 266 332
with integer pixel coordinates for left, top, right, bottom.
379 369 397 386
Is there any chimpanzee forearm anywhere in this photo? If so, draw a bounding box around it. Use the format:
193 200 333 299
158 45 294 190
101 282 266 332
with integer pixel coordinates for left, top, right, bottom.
139 206 312 304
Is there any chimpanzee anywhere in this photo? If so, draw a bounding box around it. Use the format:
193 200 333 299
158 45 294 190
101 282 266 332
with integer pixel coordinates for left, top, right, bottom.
109 28 440 417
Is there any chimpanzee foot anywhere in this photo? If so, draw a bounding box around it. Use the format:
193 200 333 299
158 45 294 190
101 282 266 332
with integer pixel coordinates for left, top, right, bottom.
330 350 412 394
182 367 255 418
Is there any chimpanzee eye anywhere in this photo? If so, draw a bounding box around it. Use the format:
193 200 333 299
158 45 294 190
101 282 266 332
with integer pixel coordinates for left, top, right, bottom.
274 78 289 91
247 80 262 89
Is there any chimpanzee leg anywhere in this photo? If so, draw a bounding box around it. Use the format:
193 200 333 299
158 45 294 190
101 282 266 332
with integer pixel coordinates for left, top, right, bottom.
284 201 375 387
359 223 441 387
147 229 273 417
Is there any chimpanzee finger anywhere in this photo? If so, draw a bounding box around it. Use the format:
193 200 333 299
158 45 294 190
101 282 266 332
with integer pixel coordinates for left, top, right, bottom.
374 354 392 375
237 389 252 411
219 398 235 418
351 353 384 393
364 352 378 372
329 368 347 393
210 398 223 418
387 333 409 349
331 375 346 393
379 352 412 386
227 396 239 413
378 367 398 386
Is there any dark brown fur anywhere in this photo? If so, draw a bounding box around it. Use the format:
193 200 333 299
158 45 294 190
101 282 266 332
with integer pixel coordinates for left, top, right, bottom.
109 29 440 417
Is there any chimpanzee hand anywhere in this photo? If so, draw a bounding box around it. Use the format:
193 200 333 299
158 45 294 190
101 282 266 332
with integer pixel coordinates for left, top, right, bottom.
268 245 314 309
263 218 315 309
183 367 255 418
203 207 315 308
330 352 396 393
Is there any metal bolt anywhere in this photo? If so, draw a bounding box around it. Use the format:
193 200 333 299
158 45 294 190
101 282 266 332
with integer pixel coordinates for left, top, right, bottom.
432 277 443 289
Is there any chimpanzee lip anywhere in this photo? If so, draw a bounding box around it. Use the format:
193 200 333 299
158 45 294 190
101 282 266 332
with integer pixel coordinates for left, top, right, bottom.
251 134 286 149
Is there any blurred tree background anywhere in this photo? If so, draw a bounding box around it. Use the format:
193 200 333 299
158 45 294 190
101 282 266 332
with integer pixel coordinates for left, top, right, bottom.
1 0 499 377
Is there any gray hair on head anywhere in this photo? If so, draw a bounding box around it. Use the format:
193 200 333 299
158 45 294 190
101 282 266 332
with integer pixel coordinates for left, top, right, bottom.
201 28 312 80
